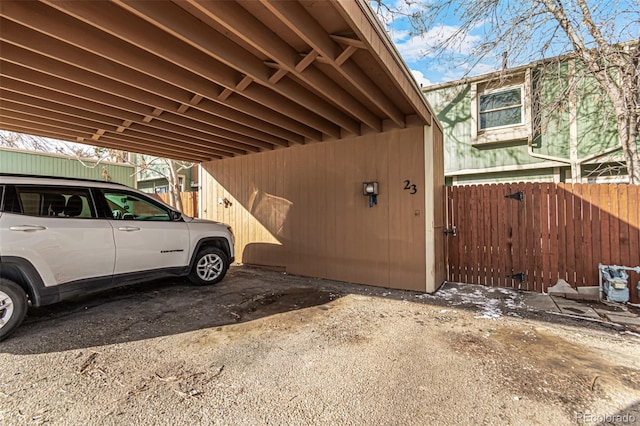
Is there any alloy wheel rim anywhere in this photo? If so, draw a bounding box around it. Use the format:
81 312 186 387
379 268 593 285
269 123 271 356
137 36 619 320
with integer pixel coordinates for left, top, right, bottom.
0 290 15 329
196 254 223 281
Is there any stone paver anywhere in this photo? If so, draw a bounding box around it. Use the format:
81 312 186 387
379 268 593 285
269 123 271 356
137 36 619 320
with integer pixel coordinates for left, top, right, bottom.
550 296 602 320
604 313 640 327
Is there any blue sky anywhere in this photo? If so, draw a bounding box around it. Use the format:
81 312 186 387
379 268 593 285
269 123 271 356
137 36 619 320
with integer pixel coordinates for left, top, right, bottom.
374 0 639 87
373 0 494 86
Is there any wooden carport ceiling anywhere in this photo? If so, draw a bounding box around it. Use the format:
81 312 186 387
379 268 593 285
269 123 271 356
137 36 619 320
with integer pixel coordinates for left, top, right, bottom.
0 0 432 162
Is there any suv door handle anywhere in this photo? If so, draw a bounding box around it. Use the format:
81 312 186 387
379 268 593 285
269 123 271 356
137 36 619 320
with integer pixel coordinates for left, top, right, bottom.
117 226 140 232
9 225 47 232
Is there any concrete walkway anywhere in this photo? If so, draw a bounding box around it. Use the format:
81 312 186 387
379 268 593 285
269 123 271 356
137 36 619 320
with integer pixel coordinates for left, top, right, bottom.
435 281 640 332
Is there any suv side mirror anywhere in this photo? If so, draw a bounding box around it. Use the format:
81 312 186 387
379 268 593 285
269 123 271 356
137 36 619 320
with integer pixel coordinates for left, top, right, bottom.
169 210 182 221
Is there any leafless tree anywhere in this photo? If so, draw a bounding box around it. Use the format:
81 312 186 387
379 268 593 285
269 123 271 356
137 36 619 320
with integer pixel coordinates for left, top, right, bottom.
375 0 640 183
137 155 194 213
0 131 97 158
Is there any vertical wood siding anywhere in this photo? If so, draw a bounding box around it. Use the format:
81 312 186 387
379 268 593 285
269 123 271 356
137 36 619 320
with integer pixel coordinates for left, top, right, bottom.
155 192 198 218
201 127 429 291
446 183 640 303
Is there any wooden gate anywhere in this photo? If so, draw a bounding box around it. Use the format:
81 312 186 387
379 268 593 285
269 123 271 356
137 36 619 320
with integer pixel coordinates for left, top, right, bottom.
445 183 640 303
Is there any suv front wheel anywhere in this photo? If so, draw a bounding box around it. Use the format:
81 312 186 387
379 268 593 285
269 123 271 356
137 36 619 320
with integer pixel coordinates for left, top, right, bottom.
0 279 28 342
188 247 229 286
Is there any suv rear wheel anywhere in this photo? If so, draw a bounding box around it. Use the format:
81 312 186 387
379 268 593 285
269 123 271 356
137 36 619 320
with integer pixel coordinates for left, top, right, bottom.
0 279 28 342
188 247 229 286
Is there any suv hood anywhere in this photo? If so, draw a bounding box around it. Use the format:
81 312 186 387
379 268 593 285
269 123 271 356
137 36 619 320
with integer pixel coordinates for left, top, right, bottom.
182 216 222 225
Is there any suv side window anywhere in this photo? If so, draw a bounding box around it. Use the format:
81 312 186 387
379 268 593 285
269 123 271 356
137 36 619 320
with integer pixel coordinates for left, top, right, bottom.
11 186 96 218
1 186 22 214
101 190 171 221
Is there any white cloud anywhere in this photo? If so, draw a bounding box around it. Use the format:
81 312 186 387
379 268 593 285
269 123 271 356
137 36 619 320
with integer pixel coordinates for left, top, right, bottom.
388 28 410 44
393 32 430 62
393 25 482 62
410 69 432 87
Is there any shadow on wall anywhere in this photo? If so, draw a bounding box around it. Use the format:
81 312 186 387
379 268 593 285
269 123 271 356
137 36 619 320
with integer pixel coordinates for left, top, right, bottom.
201 130 429 291
246 188 292 240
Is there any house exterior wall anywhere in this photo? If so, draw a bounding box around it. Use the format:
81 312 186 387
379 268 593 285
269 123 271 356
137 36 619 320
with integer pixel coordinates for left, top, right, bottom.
425 83 547 176
0 147 135 186
201 126 443 292
424 60 624 184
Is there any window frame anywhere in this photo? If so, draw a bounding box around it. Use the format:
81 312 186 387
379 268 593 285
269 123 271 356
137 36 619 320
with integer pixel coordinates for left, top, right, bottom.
477 84 524 131
470 70 531 146
98 188 177 221
3 184 99 219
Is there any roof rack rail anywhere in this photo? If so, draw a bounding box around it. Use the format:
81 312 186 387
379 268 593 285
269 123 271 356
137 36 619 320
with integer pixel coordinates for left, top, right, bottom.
0 173 129 187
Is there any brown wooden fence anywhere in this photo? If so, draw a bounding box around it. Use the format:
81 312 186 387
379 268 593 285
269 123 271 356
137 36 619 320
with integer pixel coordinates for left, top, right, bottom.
153 192 199 218
446 183 640 303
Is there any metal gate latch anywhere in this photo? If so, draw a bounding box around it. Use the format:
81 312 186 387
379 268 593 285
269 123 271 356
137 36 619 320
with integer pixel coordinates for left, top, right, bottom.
505 190 524 201
507 272 525 283
444 226 457 236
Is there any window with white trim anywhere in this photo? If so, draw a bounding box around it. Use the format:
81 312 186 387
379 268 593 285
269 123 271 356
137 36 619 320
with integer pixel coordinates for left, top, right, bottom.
478 86 523 130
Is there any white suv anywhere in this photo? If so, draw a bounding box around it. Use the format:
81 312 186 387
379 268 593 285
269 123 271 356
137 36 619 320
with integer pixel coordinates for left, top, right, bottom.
0 174 235 341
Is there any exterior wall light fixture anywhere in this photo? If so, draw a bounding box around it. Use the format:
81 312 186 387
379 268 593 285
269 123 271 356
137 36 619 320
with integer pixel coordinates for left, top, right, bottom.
363 181 379 208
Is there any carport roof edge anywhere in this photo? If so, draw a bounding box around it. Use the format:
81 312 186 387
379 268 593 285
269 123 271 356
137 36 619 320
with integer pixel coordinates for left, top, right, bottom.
0 0 435 162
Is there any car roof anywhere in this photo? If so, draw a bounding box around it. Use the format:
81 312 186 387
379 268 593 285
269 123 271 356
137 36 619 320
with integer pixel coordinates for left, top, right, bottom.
0 173 131 190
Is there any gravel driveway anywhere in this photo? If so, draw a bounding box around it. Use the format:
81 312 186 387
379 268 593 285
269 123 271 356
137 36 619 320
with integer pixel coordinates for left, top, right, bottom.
1 266 639 425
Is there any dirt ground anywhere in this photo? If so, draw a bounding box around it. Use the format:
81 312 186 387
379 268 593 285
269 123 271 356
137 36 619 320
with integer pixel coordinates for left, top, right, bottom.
1 266 639 425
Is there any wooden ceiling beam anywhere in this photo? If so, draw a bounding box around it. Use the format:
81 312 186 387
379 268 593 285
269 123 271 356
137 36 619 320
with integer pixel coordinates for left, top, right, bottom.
294 50 319 73
330 35 366 49
0 85 258 156
0 110 239 159
336 46 358 67
268 68 289 85
0 119 218 162
0 94 252 156
0 124 214 163
112 0 354 136
0 101 249 157
235 76 254 92
261 0 406 128
0 2 327 141
185 0 374 134
0 109 233 157
0 37 291 148
176 94 203 114
0 62 280 151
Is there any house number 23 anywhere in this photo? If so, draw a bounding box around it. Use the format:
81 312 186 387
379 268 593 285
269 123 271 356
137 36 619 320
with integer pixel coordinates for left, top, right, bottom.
403 180 417 194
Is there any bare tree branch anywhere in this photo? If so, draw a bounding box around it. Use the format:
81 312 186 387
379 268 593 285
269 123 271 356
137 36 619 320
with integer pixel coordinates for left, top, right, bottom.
379 0 640 182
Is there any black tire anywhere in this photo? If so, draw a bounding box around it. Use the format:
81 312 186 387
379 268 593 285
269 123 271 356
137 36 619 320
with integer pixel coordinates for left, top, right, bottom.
0 278 28 342
188 247 229 286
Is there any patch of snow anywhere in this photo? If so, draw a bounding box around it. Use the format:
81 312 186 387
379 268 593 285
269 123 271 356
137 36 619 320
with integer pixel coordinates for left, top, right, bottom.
474 298 502 320
414 293 434 299
505 296 525 310
434 285 533 320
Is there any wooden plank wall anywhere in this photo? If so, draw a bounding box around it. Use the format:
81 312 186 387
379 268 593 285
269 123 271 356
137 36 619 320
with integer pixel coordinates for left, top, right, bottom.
446 183 640 303
155 192 199 218
200 127 430 291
